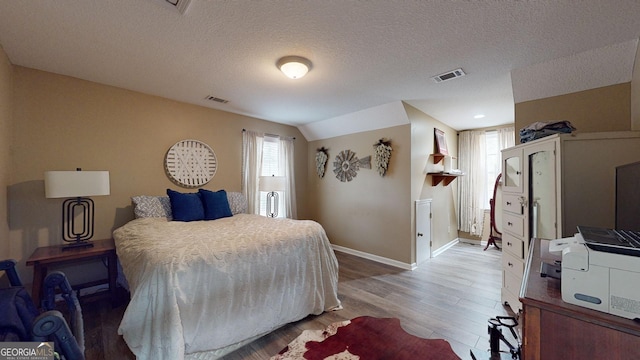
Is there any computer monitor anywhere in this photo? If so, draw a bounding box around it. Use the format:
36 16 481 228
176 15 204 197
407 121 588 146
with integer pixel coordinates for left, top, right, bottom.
616 161 640 231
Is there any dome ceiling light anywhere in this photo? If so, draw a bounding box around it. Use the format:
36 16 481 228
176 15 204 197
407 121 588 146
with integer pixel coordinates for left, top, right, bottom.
277 56 312 79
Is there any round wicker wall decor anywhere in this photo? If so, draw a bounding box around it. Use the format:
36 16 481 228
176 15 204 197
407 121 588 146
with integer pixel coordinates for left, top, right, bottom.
165 139 217 187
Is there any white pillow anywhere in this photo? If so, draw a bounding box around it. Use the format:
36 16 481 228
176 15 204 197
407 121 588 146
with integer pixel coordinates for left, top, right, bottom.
132 192 247 218
227 192 247 215
132 196 173 219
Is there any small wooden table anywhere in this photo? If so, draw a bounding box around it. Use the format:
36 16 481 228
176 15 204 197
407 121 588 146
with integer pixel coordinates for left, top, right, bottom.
26 238 118 308
520 239 640 359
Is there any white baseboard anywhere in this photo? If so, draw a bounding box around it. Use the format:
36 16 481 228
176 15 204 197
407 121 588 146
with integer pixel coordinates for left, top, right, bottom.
331 244 415 270
459 237 481 245
332 240 462 270
459 237 501 248
431 238 459 258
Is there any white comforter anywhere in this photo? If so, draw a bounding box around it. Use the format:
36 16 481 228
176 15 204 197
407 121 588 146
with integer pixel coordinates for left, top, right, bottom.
113 214 341 360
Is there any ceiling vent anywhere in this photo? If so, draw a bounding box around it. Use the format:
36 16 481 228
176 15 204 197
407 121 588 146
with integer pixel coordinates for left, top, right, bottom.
165 0 192 15
431 68 466 83
204 95 229 104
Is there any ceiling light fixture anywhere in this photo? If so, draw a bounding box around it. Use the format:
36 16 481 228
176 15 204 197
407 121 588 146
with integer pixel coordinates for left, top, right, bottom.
474 114 486 119
277 56 312 79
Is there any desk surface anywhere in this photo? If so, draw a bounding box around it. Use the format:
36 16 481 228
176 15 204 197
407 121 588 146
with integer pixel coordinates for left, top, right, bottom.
26 238 115 265
521 238 640 337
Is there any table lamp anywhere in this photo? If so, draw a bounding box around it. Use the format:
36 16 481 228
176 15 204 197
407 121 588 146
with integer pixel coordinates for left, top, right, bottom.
44 169 110 250
259 175 286 218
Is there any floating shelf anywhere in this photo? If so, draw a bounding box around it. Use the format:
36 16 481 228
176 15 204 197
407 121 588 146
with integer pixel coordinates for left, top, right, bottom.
428 153 463 186
427 172 463 186
432 153 447 164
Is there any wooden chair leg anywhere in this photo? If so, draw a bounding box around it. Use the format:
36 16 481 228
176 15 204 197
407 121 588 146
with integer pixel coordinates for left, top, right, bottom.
484 236 501 251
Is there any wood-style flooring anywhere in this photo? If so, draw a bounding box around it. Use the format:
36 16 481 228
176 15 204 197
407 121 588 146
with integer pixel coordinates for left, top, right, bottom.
81 242 516 360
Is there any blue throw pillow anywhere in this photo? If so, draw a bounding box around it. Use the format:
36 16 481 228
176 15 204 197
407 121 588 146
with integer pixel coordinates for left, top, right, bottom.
199 189 233 220
166 189 204 222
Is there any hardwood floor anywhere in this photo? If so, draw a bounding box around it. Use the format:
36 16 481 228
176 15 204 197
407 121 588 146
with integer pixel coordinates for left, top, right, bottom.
82 242 516 359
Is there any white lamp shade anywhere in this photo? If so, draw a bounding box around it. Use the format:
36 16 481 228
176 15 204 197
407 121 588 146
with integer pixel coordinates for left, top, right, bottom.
45 171 110 198
259 175 286 192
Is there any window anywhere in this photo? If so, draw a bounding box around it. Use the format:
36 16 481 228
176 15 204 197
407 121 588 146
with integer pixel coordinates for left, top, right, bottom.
259 136 284 217
242 129 297 218
458 127 514 236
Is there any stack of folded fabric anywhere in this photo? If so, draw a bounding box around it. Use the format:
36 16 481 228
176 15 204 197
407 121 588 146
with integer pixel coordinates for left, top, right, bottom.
519 120 576 143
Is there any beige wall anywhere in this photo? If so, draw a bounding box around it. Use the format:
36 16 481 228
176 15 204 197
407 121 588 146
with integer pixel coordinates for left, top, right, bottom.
4 64 462 280
8 66 308 283
0 46 12 264
515 83 632 141
632 44 640 131
405 103 459 253
307 125 413 264
307 104 460 266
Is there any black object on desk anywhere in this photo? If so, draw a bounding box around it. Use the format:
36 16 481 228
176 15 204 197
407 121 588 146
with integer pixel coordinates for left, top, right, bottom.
540 261 562 279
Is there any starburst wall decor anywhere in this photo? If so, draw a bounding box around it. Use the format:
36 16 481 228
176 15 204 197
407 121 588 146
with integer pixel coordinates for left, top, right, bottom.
333 150 371 182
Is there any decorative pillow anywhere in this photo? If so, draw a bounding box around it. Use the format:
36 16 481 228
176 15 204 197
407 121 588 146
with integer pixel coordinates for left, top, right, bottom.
166 189 205 222
132 196 173 219
198 189 233 220
227 191 248 215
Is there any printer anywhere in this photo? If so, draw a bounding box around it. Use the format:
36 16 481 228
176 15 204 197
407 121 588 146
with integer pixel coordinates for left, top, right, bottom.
555 232 640 320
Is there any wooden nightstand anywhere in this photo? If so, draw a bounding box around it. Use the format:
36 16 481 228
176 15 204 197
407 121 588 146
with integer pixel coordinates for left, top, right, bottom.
26 238 118 308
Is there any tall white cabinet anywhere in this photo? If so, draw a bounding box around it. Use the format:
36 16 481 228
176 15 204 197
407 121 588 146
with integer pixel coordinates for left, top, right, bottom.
500 131 640 313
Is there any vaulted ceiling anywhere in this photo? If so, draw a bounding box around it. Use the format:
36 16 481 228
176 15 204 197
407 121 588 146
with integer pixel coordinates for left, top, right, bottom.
0 1 639 137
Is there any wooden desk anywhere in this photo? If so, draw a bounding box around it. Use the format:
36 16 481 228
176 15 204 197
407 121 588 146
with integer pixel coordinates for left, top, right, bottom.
520 239 640 359
26 239 117 308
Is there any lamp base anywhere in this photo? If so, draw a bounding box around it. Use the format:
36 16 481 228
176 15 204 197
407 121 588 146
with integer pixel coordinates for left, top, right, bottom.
266 191 279 218
62 241 94 251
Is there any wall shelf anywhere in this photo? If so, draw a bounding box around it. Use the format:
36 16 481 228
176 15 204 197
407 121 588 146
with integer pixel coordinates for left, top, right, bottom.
428 153 463 186
427 172 463 186
432 153 447 164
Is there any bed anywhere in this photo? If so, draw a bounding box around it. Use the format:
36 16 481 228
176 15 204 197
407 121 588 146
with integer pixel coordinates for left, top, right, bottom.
113 191 341 360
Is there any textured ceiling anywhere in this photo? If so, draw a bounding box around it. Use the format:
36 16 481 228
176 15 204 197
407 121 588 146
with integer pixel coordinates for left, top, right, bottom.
0 1 639 136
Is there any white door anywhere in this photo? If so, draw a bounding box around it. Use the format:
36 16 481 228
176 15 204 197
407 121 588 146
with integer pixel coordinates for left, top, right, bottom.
416 199 432 265
502 147 523 193
525 140 558 240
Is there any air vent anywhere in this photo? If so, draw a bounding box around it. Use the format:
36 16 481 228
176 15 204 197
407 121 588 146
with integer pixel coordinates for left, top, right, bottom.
431 68 466 83
204 95 229 104
165 0 192 15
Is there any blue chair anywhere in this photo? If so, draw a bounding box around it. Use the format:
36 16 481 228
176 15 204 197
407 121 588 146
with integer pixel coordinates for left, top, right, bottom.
0 259 85 360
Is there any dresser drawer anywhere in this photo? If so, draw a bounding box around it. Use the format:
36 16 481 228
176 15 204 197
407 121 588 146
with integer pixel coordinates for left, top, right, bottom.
503 268 523 298
502 212 524 237
501 287 522 313
502 251 524 277
502 194 524 215
503 232 524 259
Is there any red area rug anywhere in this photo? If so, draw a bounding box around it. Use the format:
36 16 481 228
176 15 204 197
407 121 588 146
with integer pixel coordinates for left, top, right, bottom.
271 316 461 360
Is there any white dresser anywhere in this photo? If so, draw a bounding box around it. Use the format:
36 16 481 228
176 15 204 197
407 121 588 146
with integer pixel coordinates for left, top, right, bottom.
500 131 640 313
500 145 528 313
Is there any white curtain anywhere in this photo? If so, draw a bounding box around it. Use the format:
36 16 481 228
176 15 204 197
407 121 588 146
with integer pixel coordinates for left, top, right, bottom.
458 130 487 235
242 130 298 218
487 127 516 185
242 130 264 214
279 137 297 219
457 127 515 236
497 127 515 153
